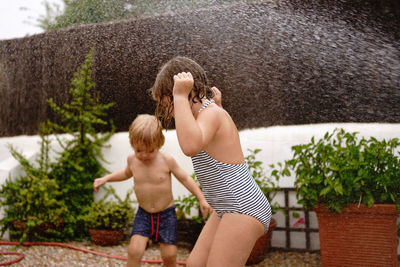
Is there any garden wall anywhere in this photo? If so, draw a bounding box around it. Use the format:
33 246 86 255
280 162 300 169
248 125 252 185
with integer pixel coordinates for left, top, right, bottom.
0 0 399 137
1 122 400 252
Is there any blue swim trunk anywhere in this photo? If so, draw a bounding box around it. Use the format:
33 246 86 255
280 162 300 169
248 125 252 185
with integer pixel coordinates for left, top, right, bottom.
131 205 177 245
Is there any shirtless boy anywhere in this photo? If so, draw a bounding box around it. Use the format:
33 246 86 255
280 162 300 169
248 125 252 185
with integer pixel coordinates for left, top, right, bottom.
93 114 211 267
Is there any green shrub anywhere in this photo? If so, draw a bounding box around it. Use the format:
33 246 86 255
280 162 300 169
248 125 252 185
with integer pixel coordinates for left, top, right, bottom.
245 148 282 215
0 48 115 241
283 128 400 213
46 48 115 238
0 128 68 242
84 187 135 231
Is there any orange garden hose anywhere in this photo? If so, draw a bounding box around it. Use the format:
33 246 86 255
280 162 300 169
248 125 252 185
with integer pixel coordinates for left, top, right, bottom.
0 241 186 266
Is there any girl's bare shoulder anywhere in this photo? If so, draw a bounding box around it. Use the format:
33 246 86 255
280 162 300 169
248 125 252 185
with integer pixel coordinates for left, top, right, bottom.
198 102 226 118
205 103 235 127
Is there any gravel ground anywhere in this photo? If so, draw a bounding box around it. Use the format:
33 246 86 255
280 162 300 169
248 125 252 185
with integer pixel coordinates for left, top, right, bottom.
0 241 321 266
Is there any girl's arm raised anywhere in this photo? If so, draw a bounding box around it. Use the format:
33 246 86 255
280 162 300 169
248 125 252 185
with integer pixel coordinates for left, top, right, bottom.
173 72 219 156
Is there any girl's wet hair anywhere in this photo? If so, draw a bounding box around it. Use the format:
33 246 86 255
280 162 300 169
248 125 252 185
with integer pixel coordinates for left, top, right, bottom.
149 56 214 128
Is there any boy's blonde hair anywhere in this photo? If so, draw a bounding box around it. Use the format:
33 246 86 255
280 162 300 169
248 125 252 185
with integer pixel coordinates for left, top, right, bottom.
129 114 165 150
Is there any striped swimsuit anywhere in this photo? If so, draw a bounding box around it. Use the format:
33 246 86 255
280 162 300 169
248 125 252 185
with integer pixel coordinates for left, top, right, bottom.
191 100 271 232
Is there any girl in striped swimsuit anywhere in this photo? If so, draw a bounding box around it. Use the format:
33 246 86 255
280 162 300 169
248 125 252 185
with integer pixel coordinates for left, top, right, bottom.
150 56 271 267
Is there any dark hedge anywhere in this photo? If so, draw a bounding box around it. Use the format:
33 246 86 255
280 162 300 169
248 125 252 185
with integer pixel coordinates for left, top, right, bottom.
0 0 399 137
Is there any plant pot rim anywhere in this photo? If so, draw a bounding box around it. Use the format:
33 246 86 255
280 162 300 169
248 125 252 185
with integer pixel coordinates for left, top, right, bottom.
313 203 399 215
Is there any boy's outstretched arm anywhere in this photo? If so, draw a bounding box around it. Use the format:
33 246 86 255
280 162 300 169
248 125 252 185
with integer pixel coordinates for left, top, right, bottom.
93 158 133 192
165 154 212 218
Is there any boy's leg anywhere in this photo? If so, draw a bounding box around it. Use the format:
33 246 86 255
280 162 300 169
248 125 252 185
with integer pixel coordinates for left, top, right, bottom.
160 243 178 267
127 234 149 267
186 212 220 267
207 213 264 267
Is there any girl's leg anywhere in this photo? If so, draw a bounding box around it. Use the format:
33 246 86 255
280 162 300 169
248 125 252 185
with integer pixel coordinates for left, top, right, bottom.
160 243 178 267
127 234 149 267
207 213 264 267
186 212 220 267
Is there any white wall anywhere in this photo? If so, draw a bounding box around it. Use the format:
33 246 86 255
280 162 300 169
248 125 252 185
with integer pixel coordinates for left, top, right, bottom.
1 123 399 252
99 122 400 199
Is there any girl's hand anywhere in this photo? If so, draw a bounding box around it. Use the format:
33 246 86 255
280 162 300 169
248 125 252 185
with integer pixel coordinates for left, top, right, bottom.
211 87 222 107
173 72 194 97
93 177 107 192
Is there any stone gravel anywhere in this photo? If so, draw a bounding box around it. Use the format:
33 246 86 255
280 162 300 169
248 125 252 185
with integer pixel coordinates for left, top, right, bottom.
0 241 321 266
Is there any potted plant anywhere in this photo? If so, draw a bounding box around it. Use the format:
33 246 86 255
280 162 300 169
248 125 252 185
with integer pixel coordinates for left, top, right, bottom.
244 148 282 265
84 187 135 246
283 128 400 266
1 50 115 242
0 130 68 243
46 48 115 240
0 174 68 243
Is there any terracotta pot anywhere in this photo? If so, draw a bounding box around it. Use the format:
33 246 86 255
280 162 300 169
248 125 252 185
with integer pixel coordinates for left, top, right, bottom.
12 221 27 232
12 218 65 238
314 204 399 267
89 229 125 246
246 218 277 265
35 218 66 236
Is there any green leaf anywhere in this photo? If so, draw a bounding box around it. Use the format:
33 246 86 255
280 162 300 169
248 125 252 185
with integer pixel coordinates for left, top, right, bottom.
333 182 343 195
282 168 291 177
319 186 331 196
366 195 375 207
328 165 339 171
